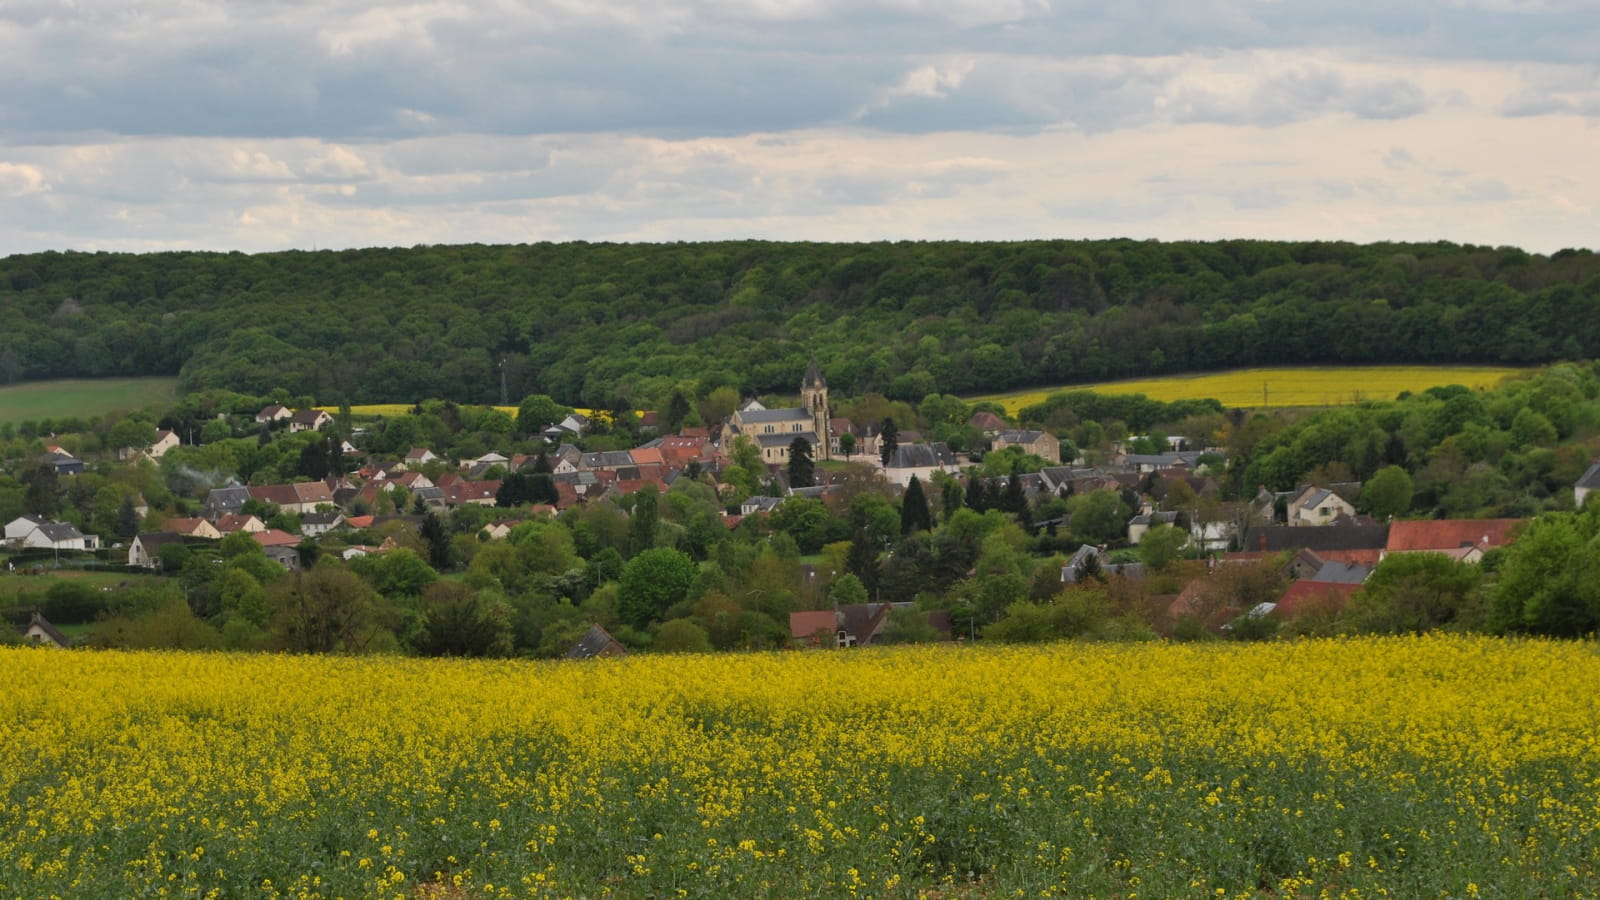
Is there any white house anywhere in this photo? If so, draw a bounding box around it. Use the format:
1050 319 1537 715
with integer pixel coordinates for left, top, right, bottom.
148 429 181 459
4 515 50 544
129 532 184 569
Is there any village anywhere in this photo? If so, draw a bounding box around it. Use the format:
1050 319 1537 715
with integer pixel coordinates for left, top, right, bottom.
8 361 1583 654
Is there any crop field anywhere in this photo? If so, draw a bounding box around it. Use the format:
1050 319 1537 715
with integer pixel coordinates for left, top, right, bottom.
0 377 180 423
977 366 1525 415
3 636 1597 899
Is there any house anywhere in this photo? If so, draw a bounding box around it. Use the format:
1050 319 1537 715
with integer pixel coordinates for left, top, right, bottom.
1123 451 1205 474
203 485 254 519
213 513 266 534
288 409 333 433
480 520 520 541
443 480 501 507
1286 485 1358 527
1272 580 1362 621
882 443 961 487
12 521 95 552
147 429 181 459
968 411 1007 436
992 429 1061 463
1242 523 1391 567
1061 545 1106 583
789 610 840 647
248 482 336 515
256 404 293 424
4 515 50 544
251 529 301 548
164 518 221 541
740 496 784 516
21 613 69 648
129 532 184 568
1128 510 1180 545
42 451 84 476
566 623 626 659
1381 519 1522 563
402 448 438 469
300 512 346 537
262 545 302 571
1577 461 1600 508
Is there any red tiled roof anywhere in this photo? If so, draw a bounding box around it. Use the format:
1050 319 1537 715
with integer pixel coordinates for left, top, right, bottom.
1385 519 1522 552
1273 581 1359 619
251 529 300 547
790 610 837 640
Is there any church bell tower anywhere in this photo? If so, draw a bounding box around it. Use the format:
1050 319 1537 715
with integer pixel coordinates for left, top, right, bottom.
800 353 830 461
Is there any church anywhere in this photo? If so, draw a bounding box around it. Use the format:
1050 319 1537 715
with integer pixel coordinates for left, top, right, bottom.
723 356 831 465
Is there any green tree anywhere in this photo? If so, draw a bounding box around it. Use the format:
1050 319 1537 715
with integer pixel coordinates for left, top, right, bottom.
628 484 661 557
420 512 451 570
879 417 899 466
618 547 697 629
1068 490 1131 544
1491 511 1597 635
414 582 514 657
1138 523 1188 572
787 436 815 488
838 432 856 461
901 475 932 534
266 561 391 653
654 618 712 653
1360 465 1414 520
516 395 570 435
115 494 142 539
1344 552 1483 634
829 572 868 607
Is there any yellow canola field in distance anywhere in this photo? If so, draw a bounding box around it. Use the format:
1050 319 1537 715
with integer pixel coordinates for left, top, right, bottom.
2 636 1598 899
978 365 1525 416
317 404 608 419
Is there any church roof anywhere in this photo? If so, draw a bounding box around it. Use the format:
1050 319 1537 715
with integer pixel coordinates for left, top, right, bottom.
736 407 812 424
803 353 826 389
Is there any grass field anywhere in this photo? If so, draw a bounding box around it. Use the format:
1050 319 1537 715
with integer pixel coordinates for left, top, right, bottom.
2 636 1596 898
976 365 1526 415
0 377 180 423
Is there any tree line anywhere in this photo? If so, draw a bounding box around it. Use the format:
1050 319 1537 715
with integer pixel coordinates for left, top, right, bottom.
1 240 1597 408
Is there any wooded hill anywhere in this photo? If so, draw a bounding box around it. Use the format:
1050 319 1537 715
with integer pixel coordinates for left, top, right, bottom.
1 240 1596 407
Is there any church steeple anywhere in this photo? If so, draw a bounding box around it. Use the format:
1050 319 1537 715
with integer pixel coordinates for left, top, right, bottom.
803 353 825 391
800 353 830 461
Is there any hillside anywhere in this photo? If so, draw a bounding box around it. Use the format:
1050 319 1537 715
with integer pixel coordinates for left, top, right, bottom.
1 240 1596 407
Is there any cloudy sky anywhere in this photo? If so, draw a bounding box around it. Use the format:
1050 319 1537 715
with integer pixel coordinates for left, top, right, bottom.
2 0 1597 254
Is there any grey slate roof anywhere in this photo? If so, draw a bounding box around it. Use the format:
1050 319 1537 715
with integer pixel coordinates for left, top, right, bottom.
886 443 958 469
736 408 812 424
756 432 817 448
1243 524 1390 553
35 523 84 542
566 624 625 659
1577 461 1600 490
1306 561 1371 584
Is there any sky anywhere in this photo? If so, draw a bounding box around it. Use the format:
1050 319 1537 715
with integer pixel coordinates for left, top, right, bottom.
1 0 1597 255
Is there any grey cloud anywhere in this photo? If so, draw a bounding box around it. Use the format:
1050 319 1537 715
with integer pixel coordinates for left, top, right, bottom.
0 0 1591 146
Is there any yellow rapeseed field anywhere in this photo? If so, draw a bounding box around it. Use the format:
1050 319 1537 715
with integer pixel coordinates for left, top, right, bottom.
2 636 1597 898
318 405 612 420
978 366 1525 416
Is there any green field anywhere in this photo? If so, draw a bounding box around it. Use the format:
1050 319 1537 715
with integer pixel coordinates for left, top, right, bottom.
976 365 1526 415
0 377 180 423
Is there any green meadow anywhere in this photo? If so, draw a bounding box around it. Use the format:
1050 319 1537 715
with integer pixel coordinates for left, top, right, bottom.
0 377 180 423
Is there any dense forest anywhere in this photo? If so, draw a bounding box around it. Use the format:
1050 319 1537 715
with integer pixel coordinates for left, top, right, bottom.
1 240 1598 407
